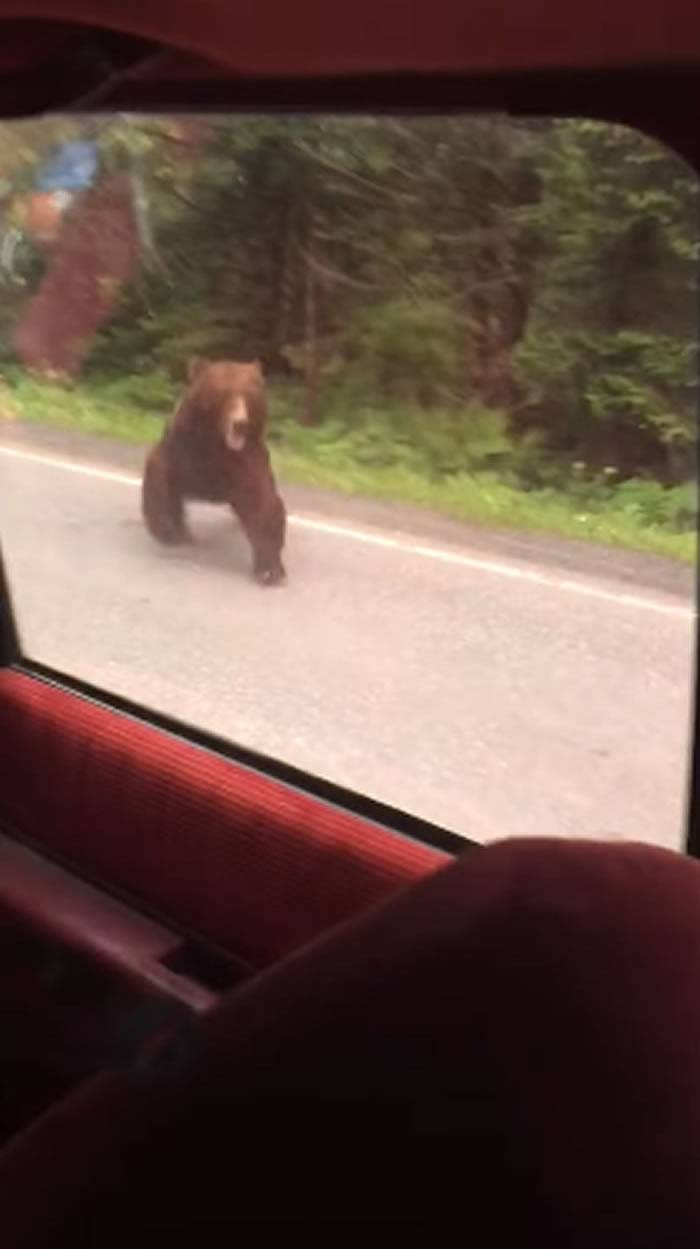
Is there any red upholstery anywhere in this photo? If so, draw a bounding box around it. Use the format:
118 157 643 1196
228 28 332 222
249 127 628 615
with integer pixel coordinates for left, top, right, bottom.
0 0 697 76
0 670 445 967
9 836 700 1242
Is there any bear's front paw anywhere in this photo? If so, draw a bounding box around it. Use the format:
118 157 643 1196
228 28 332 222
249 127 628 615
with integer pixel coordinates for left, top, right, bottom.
255 563 286 587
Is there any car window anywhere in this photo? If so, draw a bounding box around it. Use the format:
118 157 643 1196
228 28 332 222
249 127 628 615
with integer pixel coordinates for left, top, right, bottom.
0 114 695 848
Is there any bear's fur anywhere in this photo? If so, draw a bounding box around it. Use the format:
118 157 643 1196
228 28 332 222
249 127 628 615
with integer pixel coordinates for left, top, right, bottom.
142 358 287 585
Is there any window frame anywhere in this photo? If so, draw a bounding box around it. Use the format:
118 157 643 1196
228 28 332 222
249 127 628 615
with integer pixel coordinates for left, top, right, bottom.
0 64 696 859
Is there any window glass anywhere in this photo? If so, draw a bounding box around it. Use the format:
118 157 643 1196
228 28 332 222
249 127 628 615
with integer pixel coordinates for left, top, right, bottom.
0 115 695 847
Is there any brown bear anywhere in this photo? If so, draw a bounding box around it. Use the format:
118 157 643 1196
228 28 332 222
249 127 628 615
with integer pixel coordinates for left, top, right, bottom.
141 358 287 585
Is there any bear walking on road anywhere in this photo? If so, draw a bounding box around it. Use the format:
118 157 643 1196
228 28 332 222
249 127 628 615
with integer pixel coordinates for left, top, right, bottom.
141 358 287 585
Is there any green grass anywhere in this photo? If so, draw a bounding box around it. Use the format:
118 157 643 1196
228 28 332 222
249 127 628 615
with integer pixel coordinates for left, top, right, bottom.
274 446 697 563
1 370 695 565
0 370 167 444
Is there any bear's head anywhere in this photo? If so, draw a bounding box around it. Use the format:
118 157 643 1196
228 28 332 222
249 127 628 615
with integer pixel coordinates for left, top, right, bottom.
186 357 266 451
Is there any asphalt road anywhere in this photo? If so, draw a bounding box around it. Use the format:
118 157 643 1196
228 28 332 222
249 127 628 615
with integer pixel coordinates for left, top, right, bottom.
0 422 695 850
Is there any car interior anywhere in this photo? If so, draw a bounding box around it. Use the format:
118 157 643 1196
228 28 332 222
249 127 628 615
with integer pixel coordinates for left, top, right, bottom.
0 1 699 1242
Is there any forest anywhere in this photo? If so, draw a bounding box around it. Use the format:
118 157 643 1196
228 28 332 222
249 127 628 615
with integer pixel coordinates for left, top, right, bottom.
0 113 697 560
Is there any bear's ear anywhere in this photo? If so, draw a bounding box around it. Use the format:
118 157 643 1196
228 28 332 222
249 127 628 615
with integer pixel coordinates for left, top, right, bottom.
187 357 207 383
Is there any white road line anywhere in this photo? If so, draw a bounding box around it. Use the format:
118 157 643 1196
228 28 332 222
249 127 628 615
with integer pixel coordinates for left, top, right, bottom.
0 443 139 488
0 441 694 622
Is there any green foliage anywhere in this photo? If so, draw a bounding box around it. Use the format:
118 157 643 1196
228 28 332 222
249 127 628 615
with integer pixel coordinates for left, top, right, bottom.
516 329 697 477
271 385 518 479
344 298 462 404
512 118 698 481
0 368 169 443
65 114 696 491
611 477 698 531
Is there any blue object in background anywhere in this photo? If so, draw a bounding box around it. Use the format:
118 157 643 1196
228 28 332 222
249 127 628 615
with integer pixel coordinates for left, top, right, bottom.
35 141 99 192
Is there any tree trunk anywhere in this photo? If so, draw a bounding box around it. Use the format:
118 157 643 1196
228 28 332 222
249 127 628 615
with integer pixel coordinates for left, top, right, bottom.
274 202 296 366
466 245 535 410
301 204 320 426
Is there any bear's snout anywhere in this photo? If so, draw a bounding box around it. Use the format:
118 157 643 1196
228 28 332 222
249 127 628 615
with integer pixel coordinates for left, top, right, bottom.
222 396 249 451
